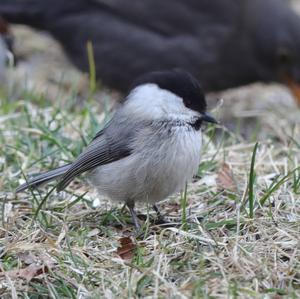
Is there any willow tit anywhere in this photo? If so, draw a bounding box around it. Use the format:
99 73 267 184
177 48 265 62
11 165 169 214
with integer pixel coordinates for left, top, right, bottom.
16 70 217 229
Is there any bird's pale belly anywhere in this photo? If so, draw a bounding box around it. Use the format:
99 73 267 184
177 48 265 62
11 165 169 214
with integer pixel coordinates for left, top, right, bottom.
88 129 202 204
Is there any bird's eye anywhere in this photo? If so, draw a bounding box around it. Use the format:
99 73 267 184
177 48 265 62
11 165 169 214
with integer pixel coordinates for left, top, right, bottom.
277 48 292 64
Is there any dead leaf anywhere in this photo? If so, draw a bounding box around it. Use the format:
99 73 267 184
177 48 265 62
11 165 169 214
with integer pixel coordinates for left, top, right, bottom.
286 76 300 106
217 163 237 192
165 203 181 214
116 237 136 260
0 263 50 282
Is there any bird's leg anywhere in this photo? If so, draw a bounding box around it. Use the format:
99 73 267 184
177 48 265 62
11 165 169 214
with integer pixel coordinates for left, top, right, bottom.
127 201 141 230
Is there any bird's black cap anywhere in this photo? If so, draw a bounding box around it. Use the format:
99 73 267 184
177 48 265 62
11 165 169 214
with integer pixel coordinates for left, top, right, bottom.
131 69 207 114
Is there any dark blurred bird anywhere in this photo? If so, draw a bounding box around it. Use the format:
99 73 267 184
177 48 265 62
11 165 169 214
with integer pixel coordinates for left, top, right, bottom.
0 17 14 82
1 0 300 103
0 17 13 55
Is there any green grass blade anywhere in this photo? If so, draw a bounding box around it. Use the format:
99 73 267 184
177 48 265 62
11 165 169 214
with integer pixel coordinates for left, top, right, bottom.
180 183 188 231
33 185 57 221
259 167 300 206
248 142 259 218
87 40 97 95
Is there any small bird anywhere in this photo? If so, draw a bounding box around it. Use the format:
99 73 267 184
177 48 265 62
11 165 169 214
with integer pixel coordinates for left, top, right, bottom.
16 70 217 229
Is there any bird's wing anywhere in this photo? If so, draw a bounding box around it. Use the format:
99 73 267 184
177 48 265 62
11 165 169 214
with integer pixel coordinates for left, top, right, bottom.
57 118 136 191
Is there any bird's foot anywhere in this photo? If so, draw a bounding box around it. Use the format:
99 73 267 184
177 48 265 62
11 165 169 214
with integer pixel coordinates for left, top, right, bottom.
127 202 142 232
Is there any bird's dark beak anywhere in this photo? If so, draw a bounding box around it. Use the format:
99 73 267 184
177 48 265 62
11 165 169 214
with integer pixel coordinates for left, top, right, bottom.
201 112 218 124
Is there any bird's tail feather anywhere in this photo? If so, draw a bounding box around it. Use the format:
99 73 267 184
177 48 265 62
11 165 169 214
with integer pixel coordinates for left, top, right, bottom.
16 164 71 193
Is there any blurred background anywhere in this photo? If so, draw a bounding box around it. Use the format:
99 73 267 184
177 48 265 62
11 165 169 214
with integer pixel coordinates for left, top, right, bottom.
0 0 299 138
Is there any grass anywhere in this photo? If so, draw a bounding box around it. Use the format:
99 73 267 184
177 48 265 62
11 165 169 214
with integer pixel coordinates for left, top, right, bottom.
247 142 258 219
0 81 300 299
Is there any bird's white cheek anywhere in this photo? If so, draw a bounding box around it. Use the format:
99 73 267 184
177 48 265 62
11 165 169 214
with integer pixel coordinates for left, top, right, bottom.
125 84 196 120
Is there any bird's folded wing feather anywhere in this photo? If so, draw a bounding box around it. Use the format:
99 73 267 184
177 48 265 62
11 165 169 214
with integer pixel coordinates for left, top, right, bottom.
56 120 136 191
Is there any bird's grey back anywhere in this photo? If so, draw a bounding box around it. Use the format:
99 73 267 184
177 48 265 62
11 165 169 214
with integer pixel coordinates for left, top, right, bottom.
56 107 151 191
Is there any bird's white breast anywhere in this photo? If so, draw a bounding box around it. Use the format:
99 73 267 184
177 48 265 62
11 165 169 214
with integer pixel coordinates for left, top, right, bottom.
88 124 202 204
88 83 203 204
